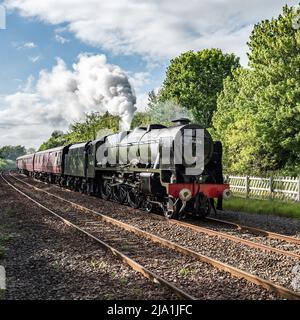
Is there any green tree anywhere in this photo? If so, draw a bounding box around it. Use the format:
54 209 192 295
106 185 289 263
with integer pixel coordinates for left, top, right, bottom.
160 49 240 127
247 4 300 173
39 130 68 151
0 159 16 171
26 147 36 155
67 112 120 143
148 98 194 126
0 145 26 160
130 111 152 129
213 4 300 175
147 89 160 111
131 90 195 128
39 112 121 150
213 68 263 174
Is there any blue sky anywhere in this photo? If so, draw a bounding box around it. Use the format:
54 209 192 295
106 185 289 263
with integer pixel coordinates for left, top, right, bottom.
0 0 298 148
0 8 165 95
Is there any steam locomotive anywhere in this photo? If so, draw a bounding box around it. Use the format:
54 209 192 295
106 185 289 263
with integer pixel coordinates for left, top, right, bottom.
16 118 230 218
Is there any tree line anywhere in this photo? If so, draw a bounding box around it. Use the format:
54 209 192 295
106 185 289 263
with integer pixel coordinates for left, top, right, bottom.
38 112 120 151
9 3 299 176
132 4 300 176
0 145 35 170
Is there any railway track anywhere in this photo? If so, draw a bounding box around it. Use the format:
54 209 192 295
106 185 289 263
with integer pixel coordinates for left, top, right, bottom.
11 173 300 260
1 173 194 300
4 172 300 300
205 216 300 245
12 173 300 256
169 221 300 261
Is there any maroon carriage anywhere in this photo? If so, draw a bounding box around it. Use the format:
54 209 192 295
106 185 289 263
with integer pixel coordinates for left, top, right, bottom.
16 154 35 175
33 146 65 181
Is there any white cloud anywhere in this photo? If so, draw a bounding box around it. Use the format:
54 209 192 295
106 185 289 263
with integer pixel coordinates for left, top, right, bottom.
129 72 150 90
28 55 40 63
0 54 136 148
55 26 68 33
14 41 37 49
5 0 299 65
55 34 70 44
22 75 35 92
22 41 36 49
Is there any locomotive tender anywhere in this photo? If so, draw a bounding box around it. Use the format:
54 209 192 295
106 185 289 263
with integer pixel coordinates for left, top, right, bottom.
16 119 230 218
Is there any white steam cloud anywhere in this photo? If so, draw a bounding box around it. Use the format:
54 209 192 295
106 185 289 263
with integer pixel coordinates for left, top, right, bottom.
0 54 137 147
73 54 137 130
36 53 137 130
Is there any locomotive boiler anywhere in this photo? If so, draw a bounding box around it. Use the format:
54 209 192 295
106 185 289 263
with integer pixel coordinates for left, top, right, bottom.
95 118 229 218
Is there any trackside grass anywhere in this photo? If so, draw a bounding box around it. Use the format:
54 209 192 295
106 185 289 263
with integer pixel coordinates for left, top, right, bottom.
223 197 300 219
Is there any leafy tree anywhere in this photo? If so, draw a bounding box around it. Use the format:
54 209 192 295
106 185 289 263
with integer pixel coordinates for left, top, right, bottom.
160 49 240 127
39 112 120 150
213 4 300 175
26 148 36 155
67 112 120 143
148 98 194 127
247 4 300 172
0 145 27 171
212 68 263 174
0 159 16 171
51 130 64 139
131 89 195 128
130 111 152 129
39 131 68 151
147 89 160 111
0 145 26 160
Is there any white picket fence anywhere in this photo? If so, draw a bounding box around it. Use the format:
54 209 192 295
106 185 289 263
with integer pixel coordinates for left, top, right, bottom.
224 175 300 202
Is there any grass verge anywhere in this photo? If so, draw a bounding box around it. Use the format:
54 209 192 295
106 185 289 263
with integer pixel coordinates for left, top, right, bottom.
223 197 300 219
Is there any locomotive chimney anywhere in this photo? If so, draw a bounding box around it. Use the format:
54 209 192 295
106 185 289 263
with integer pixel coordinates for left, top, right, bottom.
171 118 191 126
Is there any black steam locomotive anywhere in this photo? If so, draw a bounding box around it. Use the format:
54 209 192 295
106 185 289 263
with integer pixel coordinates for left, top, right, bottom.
17 118 230 219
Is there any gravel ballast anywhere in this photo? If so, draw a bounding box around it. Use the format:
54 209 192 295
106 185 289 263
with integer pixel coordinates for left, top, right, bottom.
0 177 179 300
12 174 300 294
5 175 298 299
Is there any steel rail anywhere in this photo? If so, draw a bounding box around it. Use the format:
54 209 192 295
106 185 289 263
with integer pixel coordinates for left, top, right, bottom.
206 217 300 245
7 173 300 300
1 173 196 300
166 219 300 259
12 173 300 259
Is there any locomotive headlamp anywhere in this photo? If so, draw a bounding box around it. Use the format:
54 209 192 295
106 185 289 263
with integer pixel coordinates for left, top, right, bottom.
179 188 192 202
223 189 232 199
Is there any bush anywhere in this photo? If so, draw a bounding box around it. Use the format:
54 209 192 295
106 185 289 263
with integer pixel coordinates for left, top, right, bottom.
0 159 16 171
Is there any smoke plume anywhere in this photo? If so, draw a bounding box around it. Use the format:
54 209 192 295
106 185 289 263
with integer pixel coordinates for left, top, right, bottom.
73 54 137 130
0 54 137 146
37 53 137 130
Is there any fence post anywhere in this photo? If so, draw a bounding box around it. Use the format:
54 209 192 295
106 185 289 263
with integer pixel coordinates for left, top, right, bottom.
245 176 249 198
269 177 273 199
298 179 300 202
